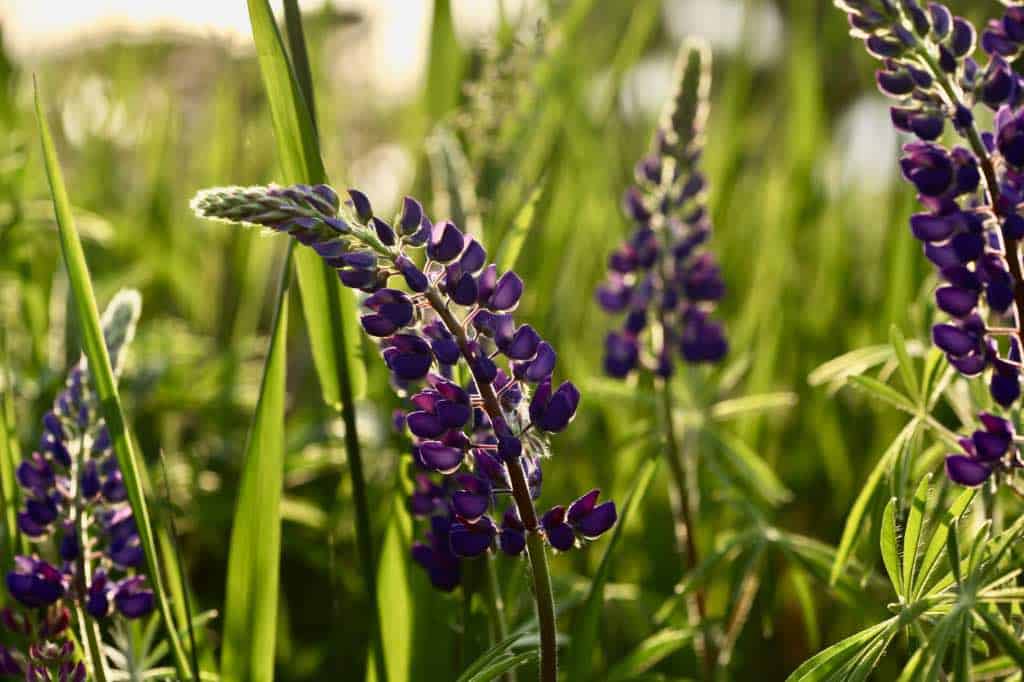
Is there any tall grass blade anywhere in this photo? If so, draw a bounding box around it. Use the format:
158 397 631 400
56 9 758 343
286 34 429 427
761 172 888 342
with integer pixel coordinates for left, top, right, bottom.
0 333 19 552
247 2 382 679
220 245 290 682
33 80 189 676
248 0 366 410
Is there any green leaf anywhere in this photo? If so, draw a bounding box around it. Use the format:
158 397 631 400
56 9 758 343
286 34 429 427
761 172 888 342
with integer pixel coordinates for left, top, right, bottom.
847 375 917 415
465 652 539 682
913 486 974 598
605 629 693 681
901 474 932 597
977 606 1024 669
567 457 659 680
456 632 538 682
889 325 919 403
34 81 189 677
705 429 792 507
220 247 290 682
495 182 543 273
881 498 902 596
709 392 798 421
830 419 918 585
248 0 366 409
785 619 895 682
947 519 962 586
808 344 901 390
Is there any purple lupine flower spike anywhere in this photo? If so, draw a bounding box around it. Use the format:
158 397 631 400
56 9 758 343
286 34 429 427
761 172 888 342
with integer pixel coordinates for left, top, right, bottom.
193 186 617 591
6 290 155 642
597 38 726 379
837 0 1024 487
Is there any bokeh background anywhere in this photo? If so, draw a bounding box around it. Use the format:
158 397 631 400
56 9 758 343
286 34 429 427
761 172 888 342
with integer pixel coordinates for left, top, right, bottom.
0 0 997 679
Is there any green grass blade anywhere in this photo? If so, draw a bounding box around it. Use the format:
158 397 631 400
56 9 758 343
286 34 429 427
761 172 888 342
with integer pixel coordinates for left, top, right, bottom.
605 628 692 682
566 457 659 681
248 0 366 409
495 183 543 273
247 3 381 679
0 334 19 552
366 491 414 682
33 80 189 676
220 244 291 682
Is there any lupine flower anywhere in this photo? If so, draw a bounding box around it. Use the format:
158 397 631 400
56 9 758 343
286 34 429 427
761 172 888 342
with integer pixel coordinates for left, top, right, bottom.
837 0 1024 485
192 184 617 594
0 605 85 681
596 39 726 379
3 293 151 680
945 412 1022 486
7 291 155 624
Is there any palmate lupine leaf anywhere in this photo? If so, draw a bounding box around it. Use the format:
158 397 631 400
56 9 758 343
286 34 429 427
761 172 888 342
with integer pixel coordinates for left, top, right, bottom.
880 498 902 597
34 82 190 676
900 474 932 599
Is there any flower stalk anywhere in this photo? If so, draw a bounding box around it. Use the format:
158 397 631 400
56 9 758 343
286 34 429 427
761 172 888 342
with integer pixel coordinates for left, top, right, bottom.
192 183 618 682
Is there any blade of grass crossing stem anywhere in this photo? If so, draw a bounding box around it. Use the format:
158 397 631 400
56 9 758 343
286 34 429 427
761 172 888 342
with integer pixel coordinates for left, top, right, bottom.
33 80 189 676
220 244 291 682
249 3 383 679
567 457 659 680
247 0 366 408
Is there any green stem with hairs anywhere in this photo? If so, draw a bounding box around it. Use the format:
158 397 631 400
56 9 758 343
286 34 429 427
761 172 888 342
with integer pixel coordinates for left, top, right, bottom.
423 287 559 682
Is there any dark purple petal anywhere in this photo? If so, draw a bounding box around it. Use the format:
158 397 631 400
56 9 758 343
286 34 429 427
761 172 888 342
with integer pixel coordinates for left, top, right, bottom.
428 220 465 262
487 272 524 311
419 442 464 475
406 411 445 439
576 502 617 538
945 455 991 486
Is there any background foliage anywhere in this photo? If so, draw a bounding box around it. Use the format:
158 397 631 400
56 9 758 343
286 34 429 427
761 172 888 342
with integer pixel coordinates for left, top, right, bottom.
0 0 1004 679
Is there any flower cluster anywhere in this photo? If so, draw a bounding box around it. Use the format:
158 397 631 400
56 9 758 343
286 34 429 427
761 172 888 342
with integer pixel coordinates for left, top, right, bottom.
0 604 85 681
944 412 1022 486
7 291 155 624
193 184 617 591
597 41 727 379
838 0 1024 485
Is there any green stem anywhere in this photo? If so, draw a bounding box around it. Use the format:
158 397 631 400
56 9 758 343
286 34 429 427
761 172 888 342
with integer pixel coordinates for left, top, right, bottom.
72 430 109 682
482 554 516 682
657 378 712 676
423 288 559 682
76 604 109 682
482 554 510 643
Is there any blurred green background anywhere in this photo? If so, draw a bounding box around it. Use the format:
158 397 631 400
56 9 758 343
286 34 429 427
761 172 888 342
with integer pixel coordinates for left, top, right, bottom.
0 0 999 679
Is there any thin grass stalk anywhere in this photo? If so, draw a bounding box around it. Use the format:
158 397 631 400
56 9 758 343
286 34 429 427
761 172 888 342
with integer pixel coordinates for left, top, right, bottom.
34 79 190 676
275 4 386 679
657 378 712 676
482 555 515 682
159 450 202 681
